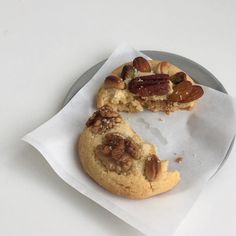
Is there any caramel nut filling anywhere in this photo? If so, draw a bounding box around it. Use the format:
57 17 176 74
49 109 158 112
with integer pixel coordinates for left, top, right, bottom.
95 133 140 174
86 105 122 134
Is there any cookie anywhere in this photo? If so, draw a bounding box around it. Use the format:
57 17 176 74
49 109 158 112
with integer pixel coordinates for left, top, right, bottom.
78 105 180 199
97 57 204 114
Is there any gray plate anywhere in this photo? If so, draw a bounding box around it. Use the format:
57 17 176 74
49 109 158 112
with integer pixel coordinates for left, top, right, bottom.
63 50 234 177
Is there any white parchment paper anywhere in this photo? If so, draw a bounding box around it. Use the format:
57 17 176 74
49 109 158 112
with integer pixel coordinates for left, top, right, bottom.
23 44 236 236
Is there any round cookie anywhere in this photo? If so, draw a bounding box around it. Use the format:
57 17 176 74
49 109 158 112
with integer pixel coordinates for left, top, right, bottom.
78 105 180 199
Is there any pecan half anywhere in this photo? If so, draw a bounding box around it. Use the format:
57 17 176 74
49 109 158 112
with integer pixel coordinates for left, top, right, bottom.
145 154 161 181
128 74 170 96
121 65 136 80
133 57 151 72
168 81 193 102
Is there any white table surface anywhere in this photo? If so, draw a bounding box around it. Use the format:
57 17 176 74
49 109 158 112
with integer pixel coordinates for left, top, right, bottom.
0 0 236 235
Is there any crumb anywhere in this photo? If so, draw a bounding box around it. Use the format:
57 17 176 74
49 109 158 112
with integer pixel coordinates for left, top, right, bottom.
193 153 197 158
158 118 165 122
175 157 183 164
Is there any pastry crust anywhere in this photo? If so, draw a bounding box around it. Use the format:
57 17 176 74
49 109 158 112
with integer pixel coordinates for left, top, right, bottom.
78 107 180 199
97 59 196 113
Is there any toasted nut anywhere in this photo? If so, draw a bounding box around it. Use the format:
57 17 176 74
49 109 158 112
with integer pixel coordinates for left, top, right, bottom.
97 132 140 174
170 72 186 85
120 159 133 171
96 144 111 156
86 112 99 127
108 162 116 171
105 133 124 147
104 75 125 89
128 74 170 96
145 155 160 181
115 117 122 123
111 142 125 160
133 57 151 72
94 119 102 127
102 145 111 156
100 105 119 118
180 85 204 103
156 61 171 74
115 165 122 174
125 138 140 160
91 126 100 134
168 81 193 102
121 65 136 80
119 153 131 162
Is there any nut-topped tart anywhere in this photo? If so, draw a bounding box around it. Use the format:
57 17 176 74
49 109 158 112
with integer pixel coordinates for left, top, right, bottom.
78 105 180 199
97 57 204 113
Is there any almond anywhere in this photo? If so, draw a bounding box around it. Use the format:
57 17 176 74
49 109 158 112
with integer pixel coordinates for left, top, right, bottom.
168 81 193 102
104 75 125 89
133 57 151 72
180 85 204 103
145 155 160 181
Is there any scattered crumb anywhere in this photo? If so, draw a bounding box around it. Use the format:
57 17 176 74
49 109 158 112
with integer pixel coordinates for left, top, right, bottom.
158 118 165 122
193 153 197 158
175 157 183 164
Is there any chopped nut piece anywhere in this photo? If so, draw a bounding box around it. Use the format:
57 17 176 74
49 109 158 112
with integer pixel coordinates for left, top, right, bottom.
115 117 122 123
86 106 122 134
175 157 183 164
94 119 102 127
95 132 141 174
111 146 125 160
120 159 133 172
125 138 140 159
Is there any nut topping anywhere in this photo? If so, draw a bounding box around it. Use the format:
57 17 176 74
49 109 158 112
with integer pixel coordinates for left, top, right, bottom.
104 75 125 89
168 81 193 102
145 154 161 181
86 105 122 134
180 85 204 103
125 138 140 160
95 133 140 174
128 74 170 96
156 61 171 74
133 57 151 72
170 72 186 85
121 65 136 80
168 81 204 103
